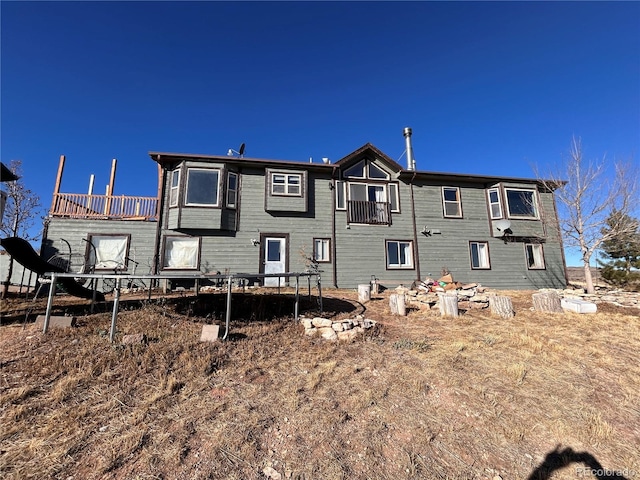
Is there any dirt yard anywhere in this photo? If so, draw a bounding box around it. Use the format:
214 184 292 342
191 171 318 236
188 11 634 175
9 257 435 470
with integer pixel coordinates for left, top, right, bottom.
1 287 638 479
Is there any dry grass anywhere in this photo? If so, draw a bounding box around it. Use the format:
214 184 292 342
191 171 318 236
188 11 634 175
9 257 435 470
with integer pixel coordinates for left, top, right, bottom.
1 289 639 479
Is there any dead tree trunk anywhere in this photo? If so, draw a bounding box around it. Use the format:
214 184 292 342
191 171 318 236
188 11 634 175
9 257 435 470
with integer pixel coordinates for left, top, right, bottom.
489 295 514 318
532 292 563 313
389 293 406 315
438 292 458 317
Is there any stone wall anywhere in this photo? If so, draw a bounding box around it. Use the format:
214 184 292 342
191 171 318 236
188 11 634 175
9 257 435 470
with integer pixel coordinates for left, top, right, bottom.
300 314 376 341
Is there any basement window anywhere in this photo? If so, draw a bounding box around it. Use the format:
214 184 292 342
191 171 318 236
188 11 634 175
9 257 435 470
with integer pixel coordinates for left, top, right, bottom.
313 238 331 263
386 240 414 269
162 236 200 270
525 243 545 269
469 241 490 269
87 234 131 271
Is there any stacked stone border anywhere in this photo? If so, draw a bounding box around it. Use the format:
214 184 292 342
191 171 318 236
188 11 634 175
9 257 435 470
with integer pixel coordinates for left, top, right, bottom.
300 314 376 341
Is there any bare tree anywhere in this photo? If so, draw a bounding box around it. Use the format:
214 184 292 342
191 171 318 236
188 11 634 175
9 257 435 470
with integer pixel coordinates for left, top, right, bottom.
538 137 638 293
1 160 42 298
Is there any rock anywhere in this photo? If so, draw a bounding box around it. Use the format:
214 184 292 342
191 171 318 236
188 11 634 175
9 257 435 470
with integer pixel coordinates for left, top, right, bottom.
312 317 333 327
263 466 282 480
122 333 147 345
318 327 337 341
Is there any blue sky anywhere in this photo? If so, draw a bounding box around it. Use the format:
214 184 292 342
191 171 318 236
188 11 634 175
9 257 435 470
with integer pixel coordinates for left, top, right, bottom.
2 1 639 266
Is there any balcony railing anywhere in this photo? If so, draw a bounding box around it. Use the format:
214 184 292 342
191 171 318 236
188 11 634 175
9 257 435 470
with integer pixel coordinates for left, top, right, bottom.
50 193 158 221
347 200 391 225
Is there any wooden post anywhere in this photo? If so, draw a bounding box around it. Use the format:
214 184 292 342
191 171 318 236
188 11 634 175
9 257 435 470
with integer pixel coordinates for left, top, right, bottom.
358 284 371 303
532 292 563 313
50 155 65 214
389 293 406 315
105 158 117 216
438 292 458 317
489 295 514 318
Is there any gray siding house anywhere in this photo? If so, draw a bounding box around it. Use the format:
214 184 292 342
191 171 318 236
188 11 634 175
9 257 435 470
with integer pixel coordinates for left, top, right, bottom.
41 137 567 291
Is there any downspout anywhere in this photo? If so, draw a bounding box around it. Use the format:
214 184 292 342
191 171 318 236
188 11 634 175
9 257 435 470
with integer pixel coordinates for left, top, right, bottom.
152 159 167 275
331 166 338 288
410 172 421 281
330 166 338 288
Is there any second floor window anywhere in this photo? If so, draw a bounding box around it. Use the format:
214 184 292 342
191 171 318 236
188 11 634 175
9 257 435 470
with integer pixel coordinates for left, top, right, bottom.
442 187 462 218
505 188 538 219
272 173 301 196
185 168 220 206
226 172 238 208
487 188 502 219
169 170 180 207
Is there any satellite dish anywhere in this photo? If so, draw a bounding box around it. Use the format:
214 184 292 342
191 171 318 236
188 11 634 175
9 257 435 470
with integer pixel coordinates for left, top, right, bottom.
238 143 245 156
494 219 512 232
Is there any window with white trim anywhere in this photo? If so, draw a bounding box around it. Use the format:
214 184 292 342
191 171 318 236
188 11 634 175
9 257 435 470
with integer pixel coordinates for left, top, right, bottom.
271 173 302 196
87 234 130 270
386 240 414 269
487 188 502 219
169 169 180 207
469 241 490 269
185 168 220 206
505 188 538 219
313 238 331 263
226 172 238 208
442 187 462 218
163 236 200 270
525 243 545 269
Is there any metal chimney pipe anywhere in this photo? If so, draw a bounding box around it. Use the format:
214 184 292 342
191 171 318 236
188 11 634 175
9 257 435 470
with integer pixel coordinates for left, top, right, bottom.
403 127 416 171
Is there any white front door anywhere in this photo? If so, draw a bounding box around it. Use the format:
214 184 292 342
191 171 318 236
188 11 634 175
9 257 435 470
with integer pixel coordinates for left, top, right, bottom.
263 236 286 287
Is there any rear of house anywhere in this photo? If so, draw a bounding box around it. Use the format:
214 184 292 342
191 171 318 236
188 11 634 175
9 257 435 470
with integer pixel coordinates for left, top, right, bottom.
41 138 567 291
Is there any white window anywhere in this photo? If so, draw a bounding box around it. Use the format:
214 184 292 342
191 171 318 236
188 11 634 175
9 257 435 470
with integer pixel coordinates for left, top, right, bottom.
313 238 331 263
163 236 199 270
169 169 180 207
487 188 502 219
442 187 462 218
335 180 346 210
344 159 390 180
389 183 400 212
185 168 220 206
505 188 538 219
386 240 414 269
226 172 238 208
525 243 545 269
271 173 302 196
470 241 490 269
88 234 130 270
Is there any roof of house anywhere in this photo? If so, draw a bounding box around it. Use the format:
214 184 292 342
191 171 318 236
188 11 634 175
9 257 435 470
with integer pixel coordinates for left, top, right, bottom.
0 162 19 182
149 144 565 189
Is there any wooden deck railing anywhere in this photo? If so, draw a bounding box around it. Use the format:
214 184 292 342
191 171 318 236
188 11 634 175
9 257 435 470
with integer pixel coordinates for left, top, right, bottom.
50 193 158 221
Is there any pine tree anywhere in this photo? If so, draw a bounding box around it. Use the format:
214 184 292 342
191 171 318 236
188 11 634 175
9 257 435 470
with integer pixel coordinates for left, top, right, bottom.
597 210 640 287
